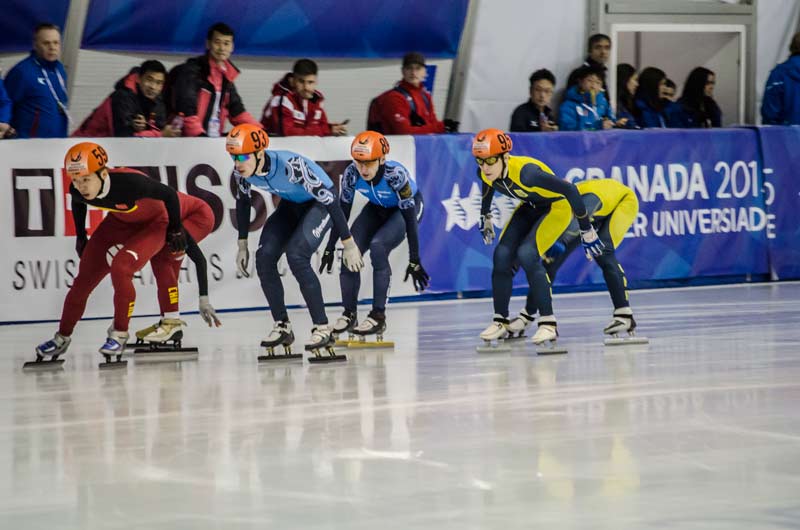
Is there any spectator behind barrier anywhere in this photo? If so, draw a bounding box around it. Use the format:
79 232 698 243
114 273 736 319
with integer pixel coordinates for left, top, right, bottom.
261 59 347 137
663 78 677 102
559 65 616 131
166 22 258 137
0 76 14 138
667 67 721 128
616 64 639 129
761 31 800 125
4 23 69 138
566 33 611 90
367 52 456 134
633 67 670 128
73 60 180 138
509 69 558 132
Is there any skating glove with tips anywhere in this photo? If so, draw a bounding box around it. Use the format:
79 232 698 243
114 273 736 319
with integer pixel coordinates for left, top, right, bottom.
76 235 88 257
236 239 250 277
404 260 430 292
341 237 364 272
199 296 222 327
479 214 495 245
580 226 606 259
166 229 187 253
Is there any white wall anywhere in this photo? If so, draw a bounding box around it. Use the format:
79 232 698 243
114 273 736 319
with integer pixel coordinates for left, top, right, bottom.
457 0 587 132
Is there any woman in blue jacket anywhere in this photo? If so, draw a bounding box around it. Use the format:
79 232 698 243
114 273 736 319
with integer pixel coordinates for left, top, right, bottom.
615 63 639 129
667 67 722 128
633 67 670 128
559 65 615 131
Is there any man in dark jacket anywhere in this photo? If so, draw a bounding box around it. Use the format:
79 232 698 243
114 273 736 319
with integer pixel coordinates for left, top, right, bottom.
509 69 558 132
762 32 800 125
566 34 611 90
167 22 259 137
73 60 179 137
368 52 455 134
4 23 69 138
261 59 346 136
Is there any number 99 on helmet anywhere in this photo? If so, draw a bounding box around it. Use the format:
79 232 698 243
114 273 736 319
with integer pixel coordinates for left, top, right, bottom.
64 142 109 179
226 124 269 155
472 128 513 158
351 130 390 161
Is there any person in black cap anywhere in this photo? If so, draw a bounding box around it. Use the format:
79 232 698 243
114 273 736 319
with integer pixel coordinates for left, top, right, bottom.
367 52 457 134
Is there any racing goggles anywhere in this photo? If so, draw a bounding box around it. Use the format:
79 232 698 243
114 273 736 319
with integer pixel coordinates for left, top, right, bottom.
475 155 500 166
230 153 253 162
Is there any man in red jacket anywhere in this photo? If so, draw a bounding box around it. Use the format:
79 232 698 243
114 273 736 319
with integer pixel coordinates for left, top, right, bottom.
167 22 259 137
368 52 456 135
261 59 347 137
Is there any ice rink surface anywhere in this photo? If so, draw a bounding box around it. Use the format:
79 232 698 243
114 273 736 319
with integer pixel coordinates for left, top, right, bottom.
1 282 799 529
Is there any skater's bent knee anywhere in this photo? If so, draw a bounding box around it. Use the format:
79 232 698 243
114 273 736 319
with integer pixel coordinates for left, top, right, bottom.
493 244 515 269
516 245 541 269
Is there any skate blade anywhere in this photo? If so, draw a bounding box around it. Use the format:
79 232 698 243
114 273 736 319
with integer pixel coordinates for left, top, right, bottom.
135 350 199 363
98 360 128 370
307 353 347 364
258 353 303 362
604 336 649 346
22 359 65 372
476 343 511 354
343 341 394 349
535 343 568 355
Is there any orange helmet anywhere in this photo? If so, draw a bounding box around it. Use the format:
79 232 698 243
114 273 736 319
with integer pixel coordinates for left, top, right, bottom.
226 124 269 155
351 131 390 161
64 142 109 179
471 128 513 158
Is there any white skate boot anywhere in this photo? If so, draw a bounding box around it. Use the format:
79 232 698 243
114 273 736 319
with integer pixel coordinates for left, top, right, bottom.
99 330 129 369
143 318 186 346
350 312 393 348
24 333 71 371
476 316 511 353
259 320 300 361
134 321 160 345
603 307 649 346
507 310 535 339
332 311 357 344
134 317 198 361
306 324 346 363
532 316 567 355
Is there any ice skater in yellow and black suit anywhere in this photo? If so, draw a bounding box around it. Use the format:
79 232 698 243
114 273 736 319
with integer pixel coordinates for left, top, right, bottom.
472 128 605 350
508 178 645 344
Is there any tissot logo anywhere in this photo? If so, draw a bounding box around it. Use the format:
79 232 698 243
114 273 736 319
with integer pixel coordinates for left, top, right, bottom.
440 182 518 231
13 169 55 237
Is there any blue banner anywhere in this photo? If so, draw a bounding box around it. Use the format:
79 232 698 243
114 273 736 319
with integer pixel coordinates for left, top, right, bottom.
82 0 469 58
415 129 771 293
756 126 800 280
0 1 70 53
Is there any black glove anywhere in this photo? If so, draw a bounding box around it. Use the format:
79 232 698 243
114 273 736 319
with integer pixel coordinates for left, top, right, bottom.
76 235 87 257
166 229 187 253
444 119 460 133
409 111 426 127
319 248 335 274
404 260 430 292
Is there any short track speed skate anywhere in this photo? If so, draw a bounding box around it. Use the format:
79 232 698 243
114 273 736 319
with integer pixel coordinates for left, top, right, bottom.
332 311 357 347
99 330 129 370
23 333 71 372
306 325 346 364
347 313 394 349
532 318 568 355
506 310 535 340
133 318 199 363
259 320 301 362
476 318 511 353
603 309 649 346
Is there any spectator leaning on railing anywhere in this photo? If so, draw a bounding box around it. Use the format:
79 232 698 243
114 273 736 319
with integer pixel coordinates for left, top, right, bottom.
166 22 259 137
73 60 180 137
559 65 616 131
4 23 69 138
667 67 721 128
509 69 558 132
633 67 670 128
761 31 800 125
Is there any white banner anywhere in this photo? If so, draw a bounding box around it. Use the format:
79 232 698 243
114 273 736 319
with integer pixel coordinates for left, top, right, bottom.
1 136 417 323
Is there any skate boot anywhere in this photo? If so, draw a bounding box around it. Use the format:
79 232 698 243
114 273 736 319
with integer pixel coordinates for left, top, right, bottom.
507 310 535 339
99 330 129 369
350 311 394 348
306 324 346 364
259 320 301 361
134 318 199 362
133 321 160 345
143 318 186 347
23 333 71 371
476 315 511 353
332 311 357 345
603 307 649 346
532 316 567 355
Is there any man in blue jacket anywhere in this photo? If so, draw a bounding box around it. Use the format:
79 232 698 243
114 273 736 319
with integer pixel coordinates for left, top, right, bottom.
762 32 800 125
559 65 615 131
4 23 69 138
0 78 12 138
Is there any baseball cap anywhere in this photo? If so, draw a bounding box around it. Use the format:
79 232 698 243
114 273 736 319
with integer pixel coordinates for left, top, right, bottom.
402 52 426 68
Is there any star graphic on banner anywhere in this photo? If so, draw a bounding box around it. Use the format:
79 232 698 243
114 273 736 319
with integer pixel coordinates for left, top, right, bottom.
459 182 484 230
441 183 468 231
